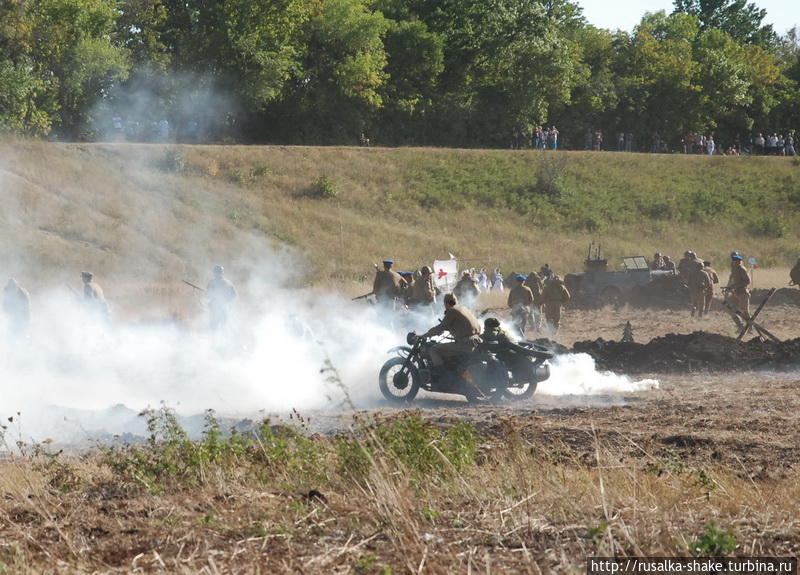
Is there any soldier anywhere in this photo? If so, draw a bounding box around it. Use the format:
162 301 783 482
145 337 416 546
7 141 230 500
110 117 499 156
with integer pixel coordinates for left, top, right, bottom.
703 260 720 312
541 274 570 335
81 271 110 321
3 278 31 337
409 266 439 310
418 293 481 375
539 263 553 281
453 271 480 310
525 271 544 330
790 257 800 288
481 317 510 343
206 265 237 330
724 253 751 328
651 252 665 270
662 255 676 273
686 260 711 318
372 259 408 308
508 275 534 336
677 251 699 277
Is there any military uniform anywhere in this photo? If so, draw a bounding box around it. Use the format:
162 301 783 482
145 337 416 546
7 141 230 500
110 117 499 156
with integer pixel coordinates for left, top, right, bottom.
508 281 534 335
662 258 676 273
207 274 237 330
453 275 480 309
725 259 751 326
677 254 699 277
703 263 719 312
790 259 800 288
541 276 570 334
3 279 31 336
650 254 665 270
373 269 407 306
524 272 544 330
410 274 438 308
422 304 481 366
82 273 110 321
686 262 711 317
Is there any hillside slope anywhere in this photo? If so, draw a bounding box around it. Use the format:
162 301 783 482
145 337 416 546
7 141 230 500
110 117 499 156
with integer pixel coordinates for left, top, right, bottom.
1 138 798 311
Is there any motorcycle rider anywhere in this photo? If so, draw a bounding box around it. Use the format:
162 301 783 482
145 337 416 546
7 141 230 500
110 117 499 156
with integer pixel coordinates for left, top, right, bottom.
418 293 481 376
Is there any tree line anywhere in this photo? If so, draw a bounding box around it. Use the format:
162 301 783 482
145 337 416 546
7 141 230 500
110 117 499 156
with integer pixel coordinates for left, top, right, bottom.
0 0 798 149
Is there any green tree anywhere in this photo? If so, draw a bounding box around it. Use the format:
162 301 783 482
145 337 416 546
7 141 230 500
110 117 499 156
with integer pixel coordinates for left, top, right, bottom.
672 0 776 49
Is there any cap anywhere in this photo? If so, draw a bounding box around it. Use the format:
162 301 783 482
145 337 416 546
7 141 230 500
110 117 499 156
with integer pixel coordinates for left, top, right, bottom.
516 275 526 281
382 259 394 264
730 251 740 258
731 254 743 261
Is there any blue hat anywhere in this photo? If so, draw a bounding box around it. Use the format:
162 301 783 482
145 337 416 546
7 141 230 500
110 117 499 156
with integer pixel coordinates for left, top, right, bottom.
731 254 743 260
516 274 527 281
382 259 394 264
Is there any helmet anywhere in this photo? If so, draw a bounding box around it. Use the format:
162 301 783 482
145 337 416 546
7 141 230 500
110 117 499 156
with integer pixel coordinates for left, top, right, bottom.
484 317 500 329
81 271 94 280
420 265 432 275
213 264 224 274
655 252 662 257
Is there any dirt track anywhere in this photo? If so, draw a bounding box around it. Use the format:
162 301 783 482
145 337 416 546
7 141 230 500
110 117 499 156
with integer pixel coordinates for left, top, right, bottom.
303 301 800 477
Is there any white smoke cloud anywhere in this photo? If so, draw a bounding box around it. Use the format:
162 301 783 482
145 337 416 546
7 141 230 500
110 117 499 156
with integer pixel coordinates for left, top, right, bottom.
541 353 659 395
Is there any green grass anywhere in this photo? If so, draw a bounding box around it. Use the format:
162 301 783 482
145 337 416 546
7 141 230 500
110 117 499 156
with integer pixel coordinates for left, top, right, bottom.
1 137 798 309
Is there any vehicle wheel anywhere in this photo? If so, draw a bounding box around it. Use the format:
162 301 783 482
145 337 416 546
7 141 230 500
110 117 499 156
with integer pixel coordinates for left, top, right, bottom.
378 357 420 403
600 286 623 307
463 359 506 404
503 381 538 400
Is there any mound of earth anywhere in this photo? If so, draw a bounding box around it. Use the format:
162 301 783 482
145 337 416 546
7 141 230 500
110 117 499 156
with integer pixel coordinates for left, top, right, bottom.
571 331 800 373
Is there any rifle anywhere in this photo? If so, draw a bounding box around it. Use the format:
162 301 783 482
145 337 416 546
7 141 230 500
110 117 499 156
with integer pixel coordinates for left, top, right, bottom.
183 279 205 292
352 292 374 301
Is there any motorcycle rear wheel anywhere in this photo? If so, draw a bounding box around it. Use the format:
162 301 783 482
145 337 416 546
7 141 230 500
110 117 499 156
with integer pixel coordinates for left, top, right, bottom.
502 381 538 400
463 359 506 404
379 357 421 403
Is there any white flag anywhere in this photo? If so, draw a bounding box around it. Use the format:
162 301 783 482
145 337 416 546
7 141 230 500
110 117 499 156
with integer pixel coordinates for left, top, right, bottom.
433 259 458 290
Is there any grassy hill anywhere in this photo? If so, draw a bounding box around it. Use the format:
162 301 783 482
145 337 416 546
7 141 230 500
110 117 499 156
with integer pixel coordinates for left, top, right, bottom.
2 137 798 312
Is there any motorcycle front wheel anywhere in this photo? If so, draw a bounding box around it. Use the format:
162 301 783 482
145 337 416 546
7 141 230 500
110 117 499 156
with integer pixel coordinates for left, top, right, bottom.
378 357 421 403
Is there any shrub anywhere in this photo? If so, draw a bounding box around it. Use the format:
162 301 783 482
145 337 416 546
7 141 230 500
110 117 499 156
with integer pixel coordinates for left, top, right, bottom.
691 523 737 556
310 175 338 199
750 216 786 238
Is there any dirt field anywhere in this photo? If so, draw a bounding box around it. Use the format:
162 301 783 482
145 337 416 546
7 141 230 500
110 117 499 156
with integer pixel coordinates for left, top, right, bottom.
2 300 799 573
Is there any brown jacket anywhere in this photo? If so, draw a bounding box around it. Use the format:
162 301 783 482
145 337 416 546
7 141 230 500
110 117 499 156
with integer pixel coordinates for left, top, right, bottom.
508 284 534 309
542 278 571 304
727 264 751 293
373 270 407 300
411 275 437 304
423 305 481 342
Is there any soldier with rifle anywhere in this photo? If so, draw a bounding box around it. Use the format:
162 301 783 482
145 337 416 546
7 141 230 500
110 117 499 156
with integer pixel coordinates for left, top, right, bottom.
207 265 237 330
372 259 408 309
508 275 534 336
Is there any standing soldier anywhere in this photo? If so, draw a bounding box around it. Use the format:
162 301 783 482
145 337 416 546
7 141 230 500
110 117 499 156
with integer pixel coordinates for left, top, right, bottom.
372 259 408 308
81 271 110 321
3 278 31 337
724 253 751 328
409 266 439 311
790 257 800 288
207 265 237 330
686 261 711 318
703 260 719 313
525 271 544 331
508 275 534 336
678 251 699 277
453 271 480 311
541 274 570 335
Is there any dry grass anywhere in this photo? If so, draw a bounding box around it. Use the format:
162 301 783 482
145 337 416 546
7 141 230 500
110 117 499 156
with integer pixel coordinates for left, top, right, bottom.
2 138 799 320
1 408 798 573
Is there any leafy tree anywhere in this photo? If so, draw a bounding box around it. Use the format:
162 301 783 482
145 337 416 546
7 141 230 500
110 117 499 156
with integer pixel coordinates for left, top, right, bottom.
672 0 776 49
